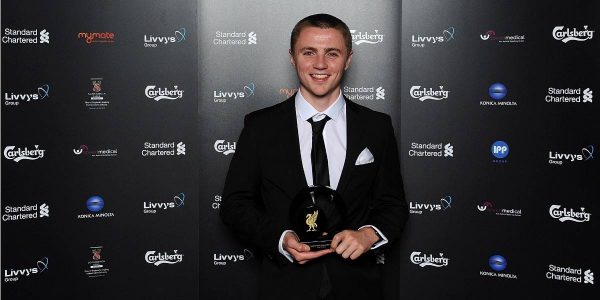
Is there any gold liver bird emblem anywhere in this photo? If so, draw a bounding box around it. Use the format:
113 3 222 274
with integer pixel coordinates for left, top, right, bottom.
305 210 318 232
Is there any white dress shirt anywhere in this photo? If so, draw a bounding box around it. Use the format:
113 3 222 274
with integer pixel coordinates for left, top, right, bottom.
278 90 387 262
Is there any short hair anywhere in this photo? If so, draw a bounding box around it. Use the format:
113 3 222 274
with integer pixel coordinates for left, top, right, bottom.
290 13 352 54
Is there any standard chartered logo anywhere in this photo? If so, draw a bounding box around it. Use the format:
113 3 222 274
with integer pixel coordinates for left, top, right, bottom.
39 204 50 217
176 142 186 155
584 270 594 284
583 88 593 102
376 87 385 100
248 32 257 44
40 30 50 43
444 144 453 157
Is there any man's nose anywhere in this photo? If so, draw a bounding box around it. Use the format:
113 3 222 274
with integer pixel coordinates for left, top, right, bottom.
313 54 327 69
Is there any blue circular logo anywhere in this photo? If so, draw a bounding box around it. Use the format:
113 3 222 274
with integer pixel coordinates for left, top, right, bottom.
489 255 507 272
86 195 104 212
491 141 509 159
489 83 507 100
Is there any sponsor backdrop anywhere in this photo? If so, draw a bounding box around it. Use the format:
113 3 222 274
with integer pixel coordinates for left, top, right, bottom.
2 0 597 300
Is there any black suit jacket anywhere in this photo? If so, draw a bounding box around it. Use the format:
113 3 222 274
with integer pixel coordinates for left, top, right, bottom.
221 96 408 300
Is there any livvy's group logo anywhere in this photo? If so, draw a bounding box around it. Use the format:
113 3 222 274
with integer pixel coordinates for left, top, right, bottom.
549 205 591 223
350 29 384 45
409 196 452 215
73 144 118 157
343 85 385 101
410 85 449 102
3 84 50 106
3 203 50 222
546 87 593 103
143 193 185 214
410 252 449 268
77 32 116 44
2 28 49 44
213 83 255 103
553 25 594 43
3 145 46 162
3 257 49 283
411 27 455 48
480 30 525 43
144 27 187 47
145 250 184 266
214 140 236 155
145 85 184 101
213 30 257 45
548 145 594 165
409 142 453 158
213 249 254 266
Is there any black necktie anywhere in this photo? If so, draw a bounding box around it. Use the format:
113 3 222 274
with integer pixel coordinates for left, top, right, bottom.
308 114 331 187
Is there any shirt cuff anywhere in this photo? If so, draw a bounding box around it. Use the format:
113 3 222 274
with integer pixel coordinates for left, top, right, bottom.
359 225 388 249
278 230 296 263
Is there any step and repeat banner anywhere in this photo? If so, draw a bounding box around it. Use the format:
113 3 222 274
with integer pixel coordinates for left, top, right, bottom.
2 0 597 299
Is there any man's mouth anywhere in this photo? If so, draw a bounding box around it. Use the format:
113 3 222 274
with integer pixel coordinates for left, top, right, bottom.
310 74 330 80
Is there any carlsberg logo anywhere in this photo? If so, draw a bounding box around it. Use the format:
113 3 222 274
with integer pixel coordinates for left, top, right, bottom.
144 250 183 266
549 205 591 223
410 251 449 267
553 25 594 43
3 145 45 162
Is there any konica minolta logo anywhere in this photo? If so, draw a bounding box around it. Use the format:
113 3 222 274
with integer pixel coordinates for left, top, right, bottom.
410 251 449 268
144 250 183 266
552 25 594 43
549 205 591 223
3 145 45 162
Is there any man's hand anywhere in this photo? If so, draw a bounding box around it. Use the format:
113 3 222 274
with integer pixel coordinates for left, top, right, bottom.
330 227 379 260
283 232 333 264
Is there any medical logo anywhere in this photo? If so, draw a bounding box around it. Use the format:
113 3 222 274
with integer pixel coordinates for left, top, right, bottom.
547 264 594 285
145 250 184 266
344 85 385 101
144 193 185 214
491 141 509 162
549 205 591 223
2 203 50 222
477 201 522 217
213 249 254 266
3 83 50 106
77 32 116 44
214 30 257 46
144 27 187 47
350 29 384 45
85 246 109 278
410 252 449 268
546 87 593 103
2 28 50 44
73 144 118 157
145 85 184 101
3 257 49 283
410 195 453 215
548 145 594 165
142 141 186 157
410 85 449 101
553 25 594 43
411 27 455 47
214 82 255 103
214 140 236 155
3 145 46 162
480 30 525 43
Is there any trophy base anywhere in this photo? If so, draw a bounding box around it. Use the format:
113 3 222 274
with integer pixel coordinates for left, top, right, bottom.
302 240 332 251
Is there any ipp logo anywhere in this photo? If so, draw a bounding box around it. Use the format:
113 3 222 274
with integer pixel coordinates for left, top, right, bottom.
489 83 507 100
491 141 509 159
86 195 105 212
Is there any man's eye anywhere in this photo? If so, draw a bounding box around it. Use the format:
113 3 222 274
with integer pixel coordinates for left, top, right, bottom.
303 51 315 56
327 52 339 57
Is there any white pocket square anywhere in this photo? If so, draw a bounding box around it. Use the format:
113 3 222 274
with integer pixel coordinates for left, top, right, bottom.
355 147 374 165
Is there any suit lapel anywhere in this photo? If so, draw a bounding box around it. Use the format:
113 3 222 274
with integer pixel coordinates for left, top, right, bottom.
278 96 309 195
337 99 365 193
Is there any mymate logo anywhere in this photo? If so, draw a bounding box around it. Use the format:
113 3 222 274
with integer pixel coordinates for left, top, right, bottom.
77 32 116 44
144 27 187 48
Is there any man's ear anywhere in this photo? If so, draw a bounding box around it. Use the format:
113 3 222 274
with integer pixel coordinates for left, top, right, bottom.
289 49 295 66
344 50 353 71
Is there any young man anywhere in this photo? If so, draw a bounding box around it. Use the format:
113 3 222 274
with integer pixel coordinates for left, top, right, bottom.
221 14 407 300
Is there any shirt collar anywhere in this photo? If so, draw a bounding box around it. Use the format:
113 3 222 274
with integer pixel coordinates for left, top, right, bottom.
295 89 345 121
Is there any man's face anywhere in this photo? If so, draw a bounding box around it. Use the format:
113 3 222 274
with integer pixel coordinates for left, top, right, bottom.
290 27 352 103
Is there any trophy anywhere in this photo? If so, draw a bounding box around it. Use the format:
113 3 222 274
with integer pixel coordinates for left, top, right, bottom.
290 186 347 251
